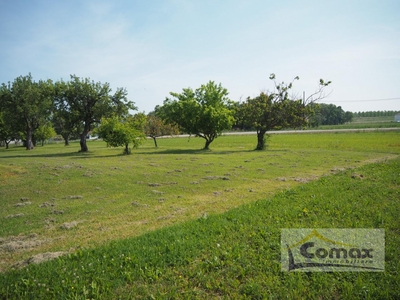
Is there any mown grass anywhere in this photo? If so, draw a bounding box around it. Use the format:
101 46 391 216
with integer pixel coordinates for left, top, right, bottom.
0 148 399 299
316 122 400 130
315 115 400 130
351 116 396 123
0 131 399 298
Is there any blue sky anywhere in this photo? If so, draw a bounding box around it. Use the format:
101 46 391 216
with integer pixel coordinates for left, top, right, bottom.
1 0 399 113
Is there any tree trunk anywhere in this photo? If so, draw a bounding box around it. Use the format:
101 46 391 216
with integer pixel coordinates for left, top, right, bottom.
204 139 212 150
256 130 266 150
152 137 158 148
80 122 93 152
124 144 130 154
26 127 34 150
62 133 70 146
202 133 216 150
79 131 89 152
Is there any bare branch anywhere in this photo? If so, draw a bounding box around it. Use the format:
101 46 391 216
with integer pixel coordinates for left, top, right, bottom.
305 80 332 104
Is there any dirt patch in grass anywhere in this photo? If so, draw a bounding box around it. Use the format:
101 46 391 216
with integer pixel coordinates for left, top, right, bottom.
202 175 230 180
276 177 287 182
5 213 25 219
351 173 365 179
292 176 318 183
12 251 67 269
0 234 51 253
62 195 83 200
60 221 83 230
14 202 32 207
39 202 56 208
151 190 164 195
131 202 149 207
13 197 32 207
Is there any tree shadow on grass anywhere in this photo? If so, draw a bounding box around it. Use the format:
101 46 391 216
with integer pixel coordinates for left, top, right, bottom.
134 148 259 155
0 151 120 160
0 147 285 159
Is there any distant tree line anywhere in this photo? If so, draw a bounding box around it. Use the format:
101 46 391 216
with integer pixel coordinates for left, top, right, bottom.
308 103 353 126
353 111 398 117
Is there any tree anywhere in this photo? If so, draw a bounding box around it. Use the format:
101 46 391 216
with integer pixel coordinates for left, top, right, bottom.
239 93 310 150
96 113 146 154
318 104 345 125
238 74 331 150
52 109 81 146
57 75 135 152
53 80 82 146
145 113 179 147
158 81 235 149
306 103 323 128
0 74 54 150
0 111 20 149
344 111 353 123
35 122 56 146
310 104 353 126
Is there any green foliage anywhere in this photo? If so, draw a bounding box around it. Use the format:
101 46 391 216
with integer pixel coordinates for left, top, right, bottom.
354 110 399 117
53 81 82 146
145 114 179 147
0 74 54 150
0 112 20 148
240 93 309 132
158 81 235 149
310 103 353 126
0 74 136 151
96 114 146 154
238 74 330 150
35 123 56 146
344 111 353 123
55 75 136 152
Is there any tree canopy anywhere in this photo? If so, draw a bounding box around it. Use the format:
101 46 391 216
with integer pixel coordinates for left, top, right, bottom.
0 74 54 150
310 103 352 126
158 81 235 149
238 74 331 150
56 75 136 152
53 80 82 146
145 114 179 148
96 114 146 154
0 111 20 149
36 123 56 146
1 73 339 153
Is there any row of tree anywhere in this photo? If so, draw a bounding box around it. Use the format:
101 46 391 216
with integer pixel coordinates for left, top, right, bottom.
1 73 332 152
0 74 134 151
353 110 398 117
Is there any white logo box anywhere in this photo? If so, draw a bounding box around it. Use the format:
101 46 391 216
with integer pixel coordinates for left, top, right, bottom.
281 228 385 272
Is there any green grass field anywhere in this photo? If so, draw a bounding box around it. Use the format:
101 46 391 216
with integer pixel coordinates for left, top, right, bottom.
317 122 400 130
313 115 400 130
0 131 399 299
351 115 397 124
